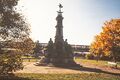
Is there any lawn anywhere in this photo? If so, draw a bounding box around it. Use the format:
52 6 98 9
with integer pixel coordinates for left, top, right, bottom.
22 57 120 67
22 58 38 62
22 56 39 62
0 58 120 80
0 73 120 80
75 58 120 67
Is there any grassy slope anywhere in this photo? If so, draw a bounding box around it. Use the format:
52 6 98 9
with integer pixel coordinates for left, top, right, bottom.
0 73 120 80
75 58 120 67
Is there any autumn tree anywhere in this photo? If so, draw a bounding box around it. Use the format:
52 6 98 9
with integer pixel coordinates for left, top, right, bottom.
0 0 30 74
90 35 103 60
90 19 120 62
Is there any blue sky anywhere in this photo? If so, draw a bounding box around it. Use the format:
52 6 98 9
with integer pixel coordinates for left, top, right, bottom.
18 0 120 45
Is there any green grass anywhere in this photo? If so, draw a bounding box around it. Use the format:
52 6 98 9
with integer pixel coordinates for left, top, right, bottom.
22 56 40 62
22 56 120 66
22 57 120 67
117 62 120 66
0 73 120 80
22 58 38 62
75 58 107 66
75 58 120 67
0 58 120 80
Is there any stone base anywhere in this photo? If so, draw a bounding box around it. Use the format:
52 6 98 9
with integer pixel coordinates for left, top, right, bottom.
36 57 81 67
45 58 79 67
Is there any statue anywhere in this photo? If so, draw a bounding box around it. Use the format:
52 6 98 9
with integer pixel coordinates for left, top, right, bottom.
59 3 63 9
58 3 63 13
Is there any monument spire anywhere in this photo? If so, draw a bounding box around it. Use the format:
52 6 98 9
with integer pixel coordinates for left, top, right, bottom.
55 3 64 43
53 4 78 66
54 3 64 62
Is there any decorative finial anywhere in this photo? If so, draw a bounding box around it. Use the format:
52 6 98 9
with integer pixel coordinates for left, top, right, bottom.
59 3 63 8
58 3 63 12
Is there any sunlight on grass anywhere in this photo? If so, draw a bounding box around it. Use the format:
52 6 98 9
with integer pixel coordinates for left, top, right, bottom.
22 57 120 67
75 58 107 65
0 73 120 80
22 58 38 62
75 58 120 67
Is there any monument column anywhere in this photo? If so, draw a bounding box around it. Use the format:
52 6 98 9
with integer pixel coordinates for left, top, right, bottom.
54 4 65 62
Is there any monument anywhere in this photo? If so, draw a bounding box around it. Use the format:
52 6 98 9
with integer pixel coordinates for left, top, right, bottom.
54 4 65 63
40 4 78 67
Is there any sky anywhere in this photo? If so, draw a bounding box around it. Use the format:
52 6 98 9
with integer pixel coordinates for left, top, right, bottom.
17 0 120 45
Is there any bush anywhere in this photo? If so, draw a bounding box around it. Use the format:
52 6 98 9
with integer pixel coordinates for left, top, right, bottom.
85 54 94 59
0 51 23 75
74 53 85 58
99 55 110 61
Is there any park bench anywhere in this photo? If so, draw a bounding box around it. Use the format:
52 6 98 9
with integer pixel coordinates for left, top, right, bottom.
108 62 117 68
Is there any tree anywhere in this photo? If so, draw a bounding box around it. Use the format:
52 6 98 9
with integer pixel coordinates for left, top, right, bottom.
20 38 35 55
33 40 42 58
0 0 30 74
90 19 120 62
90 35 103 61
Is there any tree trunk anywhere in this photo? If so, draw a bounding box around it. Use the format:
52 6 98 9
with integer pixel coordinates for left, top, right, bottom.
113 55 117 69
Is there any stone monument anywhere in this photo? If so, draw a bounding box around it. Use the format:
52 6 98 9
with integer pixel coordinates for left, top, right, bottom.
40 4 78 67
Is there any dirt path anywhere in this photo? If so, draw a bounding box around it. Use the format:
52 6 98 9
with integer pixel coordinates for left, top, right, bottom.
79 62 120 74
15 62 120 74
16 62 90 74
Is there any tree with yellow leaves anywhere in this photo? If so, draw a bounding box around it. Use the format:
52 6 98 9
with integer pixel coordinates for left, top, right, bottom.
90 19 120 62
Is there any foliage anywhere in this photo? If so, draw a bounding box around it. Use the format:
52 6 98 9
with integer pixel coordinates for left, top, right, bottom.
0 73 120 80
19 38 35 55
0 0 30 74
85 53 94 59
33 40 42 57
0 0 30 41
0 51 23 74
90 19 120 62
7 38 35 55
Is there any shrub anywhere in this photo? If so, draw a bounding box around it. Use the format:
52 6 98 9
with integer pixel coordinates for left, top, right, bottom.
0 51 23 75
100 55 110 61
85 54 94 59
74 53 86 58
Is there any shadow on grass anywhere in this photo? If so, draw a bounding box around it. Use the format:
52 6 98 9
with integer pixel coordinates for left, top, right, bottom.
0 74 31 80
57 64 120 76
